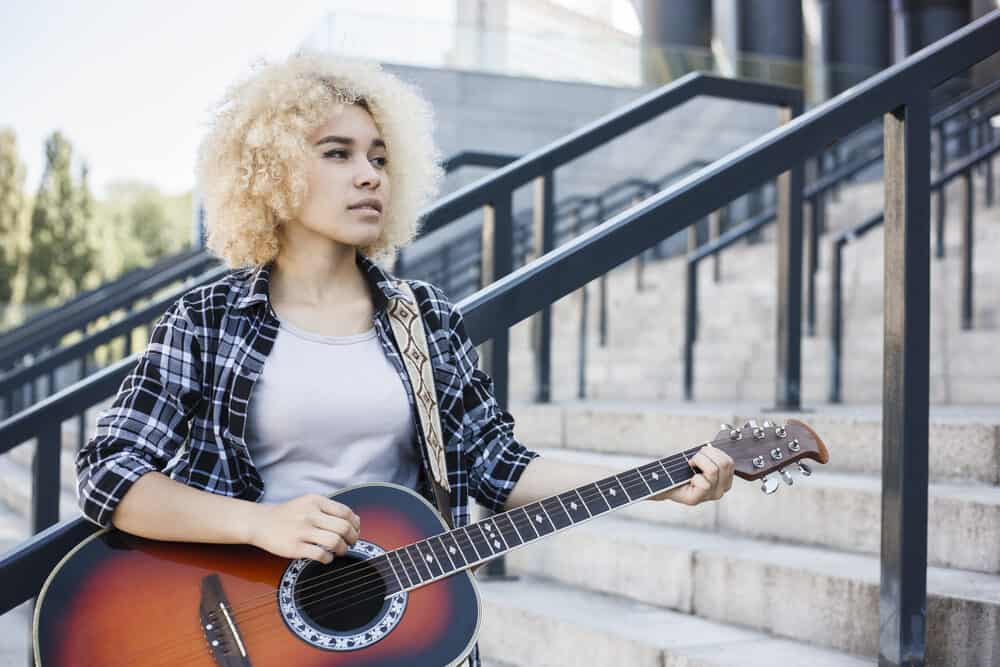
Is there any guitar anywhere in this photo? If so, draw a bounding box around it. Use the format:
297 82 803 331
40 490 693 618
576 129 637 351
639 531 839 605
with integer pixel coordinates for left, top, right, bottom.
34 419 828 666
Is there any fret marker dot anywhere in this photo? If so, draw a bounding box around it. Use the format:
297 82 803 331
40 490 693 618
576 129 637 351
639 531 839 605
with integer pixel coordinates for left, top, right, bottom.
652 473 659 480
609 488 617 496
425 554 433 563
493 540 501 548
570 502 578 510
483 523 493 531
449 546 456 555
535 515 543 523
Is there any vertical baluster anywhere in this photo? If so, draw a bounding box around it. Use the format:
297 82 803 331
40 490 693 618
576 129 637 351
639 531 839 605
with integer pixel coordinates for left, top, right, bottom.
880 94 930 667
829 238 844 403
961 170 974 330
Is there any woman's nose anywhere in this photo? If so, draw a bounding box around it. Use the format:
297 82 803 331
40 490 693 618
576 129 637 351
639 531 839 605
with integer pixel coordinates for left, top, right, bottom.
355 159 381 189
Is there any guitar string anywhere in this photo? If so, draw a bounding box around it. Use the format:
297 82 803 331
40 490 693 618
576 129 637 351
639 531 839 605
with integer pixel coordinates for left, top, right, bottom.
137 454 705 667
121 444 745 666
123 430 799 667
115 451 708 666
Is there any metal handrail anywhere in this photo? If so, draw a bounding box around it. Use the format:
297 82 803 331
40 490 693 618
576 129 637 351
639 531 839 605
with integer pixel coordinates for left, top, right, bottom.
3 16 998 665
0 246 203 349
802 78 1000 335
829 136 1000 402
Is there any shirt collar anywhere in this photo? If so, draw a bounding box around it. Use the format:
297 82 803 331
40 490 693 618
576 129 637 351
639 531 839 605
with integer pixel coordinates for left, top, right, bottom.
233 252 411 312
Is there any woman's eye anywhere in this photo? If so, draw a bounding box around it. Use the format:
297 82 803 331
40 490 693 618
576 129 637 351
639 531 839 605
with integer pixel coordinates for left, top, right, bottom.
372 156 388 168
323 149 348 159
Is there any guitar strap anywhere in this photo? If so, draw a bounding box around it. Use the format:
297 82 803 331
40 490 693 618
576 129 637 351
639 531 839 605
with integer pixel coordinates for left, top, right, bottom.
385 280 454 530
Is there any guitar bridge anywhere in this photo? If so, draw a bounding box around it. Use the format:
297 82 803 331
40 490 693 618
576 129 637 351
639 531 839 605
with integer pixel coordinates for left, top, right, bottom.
200 573 252 666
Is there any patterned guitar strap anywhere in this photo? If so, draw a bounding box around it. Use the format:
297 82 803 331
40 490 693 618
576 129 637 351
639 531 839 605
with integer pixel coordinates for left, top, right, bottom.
387 281 481 667
385 281 453 530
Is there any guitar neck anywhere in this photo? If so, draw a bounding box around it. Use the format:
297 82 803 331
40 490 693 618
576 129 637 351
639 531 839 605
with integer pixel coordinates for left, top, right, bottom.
373 446 702 595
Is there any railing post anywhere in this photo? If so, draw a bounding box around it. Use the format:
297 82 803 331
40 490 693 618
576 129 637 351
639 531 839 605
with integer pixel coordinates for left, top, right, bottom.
935 126 947 258
577 283 589 399
683 260 697 401
806 195 819 337
829 238 844 403
480 192 515 580
32 420 62 535
880 95 930 667
774 104 804 410
532 174 555 404
961 170 974 330
985 123 994 207
595 199 609 347
710 208 723 283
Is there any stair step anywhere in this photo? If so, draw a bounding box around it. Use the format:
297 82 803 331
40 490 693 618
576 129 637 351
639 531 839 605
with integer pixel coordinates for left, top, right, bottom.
536 447 1000 574
513 400 1000 484
477 575 868 667
502 514 1000 663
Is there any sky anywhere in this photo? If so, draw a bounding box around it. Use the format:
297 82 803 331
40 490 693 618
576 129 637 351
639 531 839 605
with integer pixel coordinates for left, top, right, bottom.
1 0 637 200
0 0 453 199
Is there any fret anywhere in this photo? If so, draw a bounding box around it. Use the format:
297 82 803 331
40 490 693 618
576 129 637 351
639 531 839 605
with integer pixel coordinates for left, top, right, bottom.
556 492 586 525
428 536 455 574
634 465 655 495
477 521 507 553
405 544 432 583
414 539 445 579
515 507 540 538
596 475 630 508
492 512 526 547
463 524 495 562
389 550 415 589
581 482 611 515
371 556 403 596
540 496 573 530
453 527 482 564
571 489 593 519
438 532 468 569
657 459 676 486
382 552 406 592
523 502 556 536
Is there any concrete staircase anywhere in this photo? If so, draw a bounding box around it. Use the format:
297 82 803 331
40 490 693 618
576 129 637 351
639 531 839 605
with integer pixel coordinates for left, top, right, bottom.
473 167 999 665
475 401 1000 665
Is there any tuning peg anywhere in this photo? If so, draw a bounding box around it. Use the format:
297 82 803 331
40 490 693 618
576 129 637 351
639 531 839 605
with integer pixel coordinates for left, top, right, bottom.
775 424 787 438
779 469 794 485
797 462 812 477
721 423 741 440
746 419 765 440
763 420 776 429
760 475 779 495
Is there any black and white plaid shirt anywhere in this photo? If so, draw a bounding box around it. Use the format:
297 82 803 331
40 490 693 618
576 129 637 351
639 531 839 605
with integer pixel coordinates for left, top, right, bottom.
77 250 540 536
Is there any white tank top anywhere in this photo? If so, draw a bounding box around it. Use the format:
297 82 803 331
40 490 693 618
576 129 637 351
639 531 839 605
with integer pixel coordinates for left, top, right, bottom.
244 317 421 504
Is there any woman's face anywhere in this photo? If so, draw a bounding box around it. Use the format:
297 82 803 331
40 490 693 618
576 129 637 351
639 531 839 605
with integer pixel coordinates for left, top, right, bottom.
290 102 390 250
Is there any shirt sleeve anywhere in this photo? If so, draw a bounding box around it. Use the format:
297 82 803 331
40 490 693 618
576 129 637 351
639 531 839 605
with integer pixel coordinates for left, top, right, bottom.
76 299 203 527
444 295 541 514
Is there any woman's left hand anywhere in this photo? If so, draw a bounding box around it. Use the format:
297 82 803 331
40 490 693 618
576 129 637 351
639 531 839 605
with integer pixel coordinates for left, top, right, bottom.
650 444 734 505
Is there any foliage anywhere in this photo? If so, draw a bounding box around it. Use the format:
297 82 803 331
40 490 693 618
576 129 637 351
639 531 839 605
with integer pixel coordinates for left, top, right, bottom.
24 131 97 303
0 128 29 307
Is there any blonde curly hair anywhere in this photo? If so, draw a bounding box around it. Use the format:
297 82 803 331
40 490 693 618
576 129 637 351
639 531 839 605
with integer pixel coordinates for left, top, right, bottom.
195 51 444 268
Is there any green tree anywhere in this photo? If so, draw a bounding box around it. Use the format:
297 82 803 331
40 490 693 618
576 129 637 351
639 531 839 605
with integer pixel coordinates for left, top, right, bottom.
25 131 96 303
0 128 28 306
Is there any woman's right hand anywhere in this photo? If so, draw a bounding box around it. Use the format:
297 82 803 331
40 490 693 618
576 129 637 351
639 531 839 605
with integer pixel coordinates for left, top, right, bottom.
246 493 361 564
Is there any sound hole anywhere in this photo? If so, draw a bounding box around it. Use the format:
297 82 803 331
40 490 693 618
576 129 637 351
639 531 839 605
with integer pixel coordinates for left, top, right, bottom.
294 554 388 633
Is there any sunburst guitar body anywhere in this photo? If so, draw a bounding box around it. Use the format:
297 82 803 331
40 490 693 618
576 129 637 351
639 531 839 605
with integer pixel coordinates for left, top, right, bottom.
34 419 829 666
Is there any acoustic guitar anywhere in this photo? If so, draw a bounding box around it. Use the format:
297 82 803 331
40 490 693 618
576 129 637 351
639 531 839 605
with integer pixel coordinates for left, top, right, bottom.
34 418 828 666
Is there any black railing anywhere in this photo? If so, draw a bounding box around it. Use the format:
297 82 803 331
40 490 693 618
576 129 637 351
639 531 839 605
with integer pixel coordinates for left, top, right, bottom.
413 72 804 407
3 14 998 667
802 77 1000 336
829 135 1000 403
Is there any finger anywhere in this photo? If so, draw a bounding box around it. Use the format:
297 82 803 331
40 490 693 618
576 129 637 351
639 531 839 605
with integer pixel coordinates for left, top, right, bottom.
320 498 358 526
692 451 720 486
311 514 359 545
303 543 334 564
688 473 712 504
308 529 348 555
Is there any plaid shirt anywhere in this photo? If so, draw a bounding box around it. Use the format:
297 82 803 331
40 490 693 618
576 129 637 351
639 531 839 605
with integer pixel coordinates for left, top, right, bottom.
76 252 540 665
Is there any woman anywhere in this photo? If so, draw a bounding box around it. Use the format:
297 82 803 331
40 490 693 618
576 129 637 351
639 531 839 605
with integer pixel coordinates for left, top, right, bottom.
76 51 734 666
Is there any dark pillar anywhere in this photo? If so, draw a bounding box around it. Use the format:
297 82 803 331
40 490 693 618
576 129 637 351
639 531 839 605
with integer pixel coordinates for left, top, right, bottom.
827 0 892 94
638 0 713 84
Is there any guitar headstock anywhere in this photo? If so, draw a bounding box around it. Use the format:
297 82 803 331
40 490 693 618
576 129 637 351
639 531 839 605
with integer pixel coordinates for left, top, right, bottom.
712 418 829 494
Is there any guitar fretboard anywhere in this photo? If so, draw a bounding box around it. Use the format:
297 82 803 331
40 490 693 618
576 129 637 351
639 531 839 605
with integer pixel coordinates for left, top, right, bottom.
367 447 701 595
